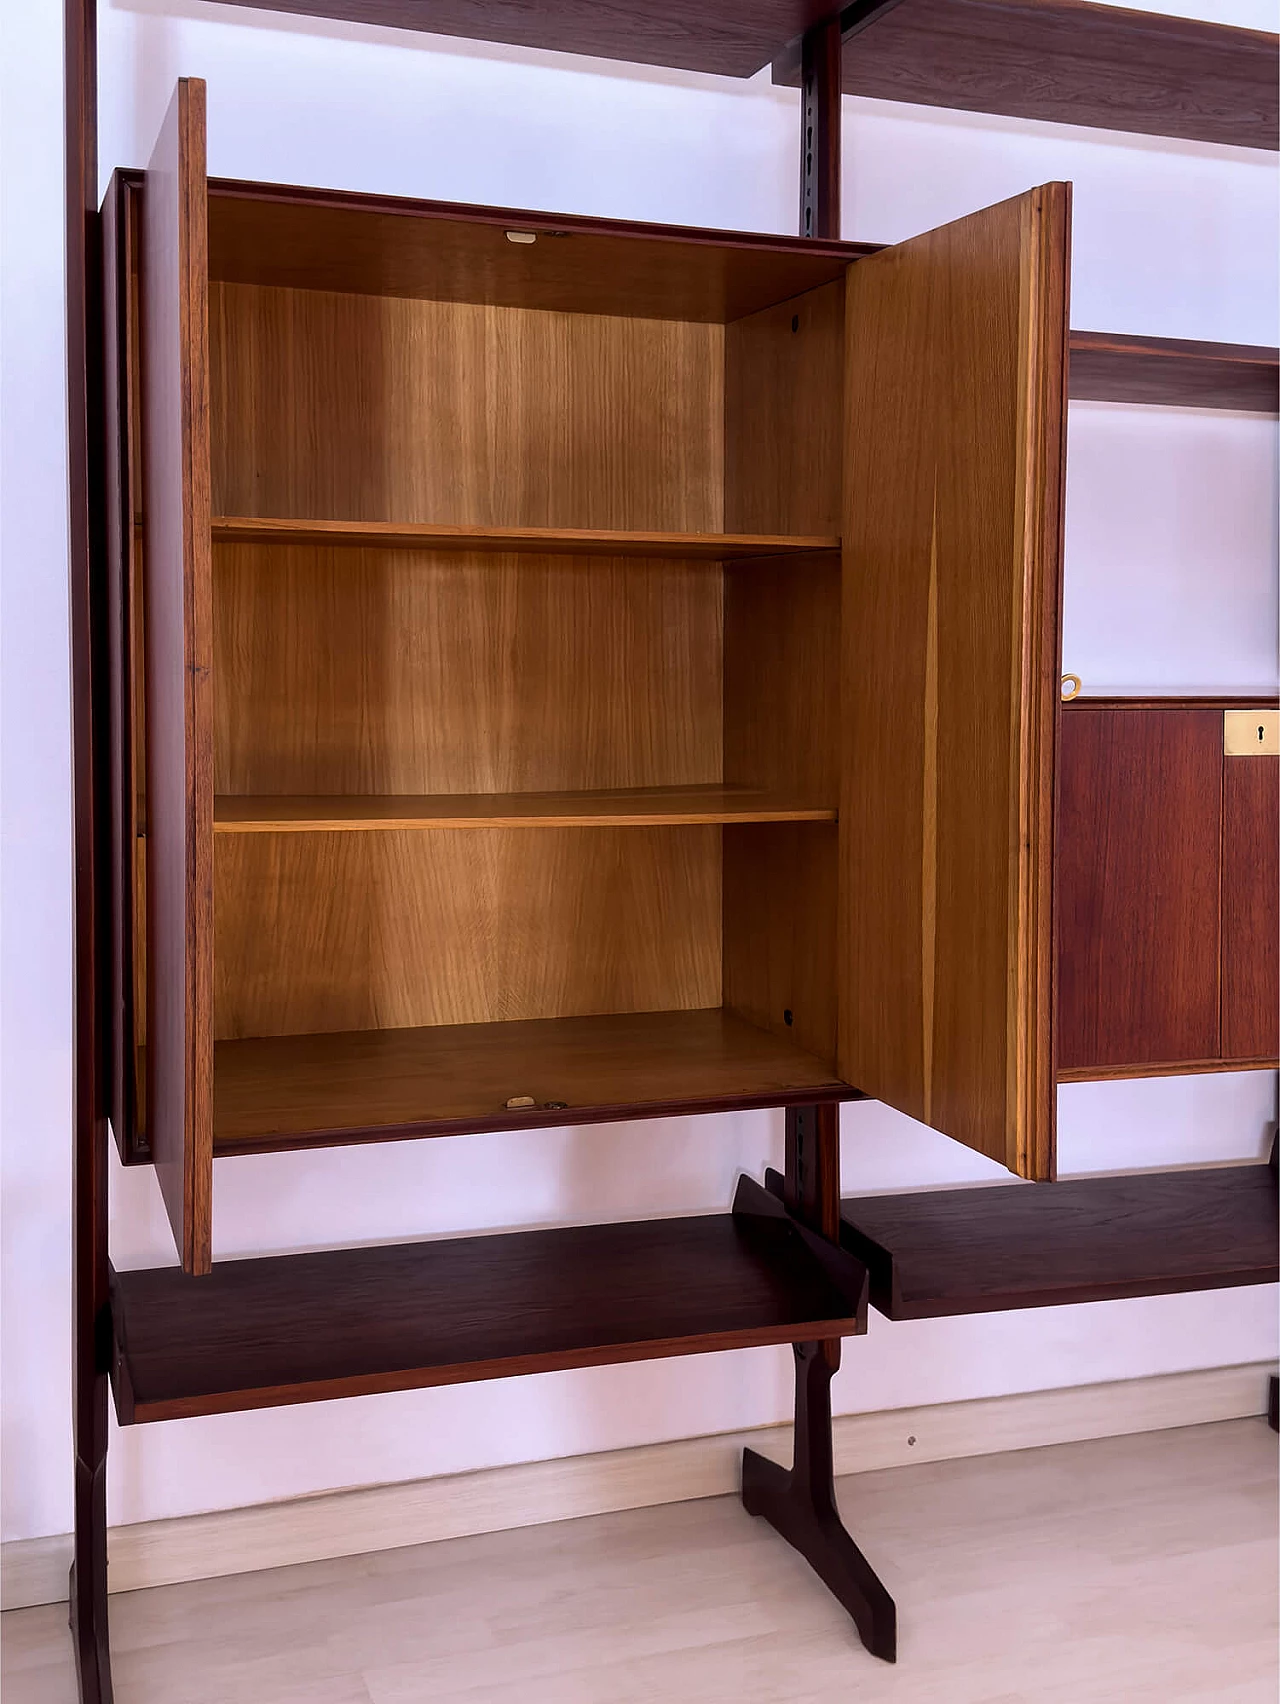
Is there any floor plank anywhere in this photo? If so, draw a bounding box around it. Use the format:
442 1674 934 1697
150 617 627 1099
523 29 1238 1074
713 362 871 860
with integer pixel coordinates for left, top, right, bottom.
3 1420 1275 1702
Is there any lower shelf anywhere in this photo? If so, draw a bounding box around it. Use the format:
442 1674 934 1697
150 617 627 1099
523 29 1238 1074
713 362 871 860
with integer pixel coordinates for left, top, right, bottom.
212 1007 852 1155
839 1165 1279 1320
110 1182 868 1423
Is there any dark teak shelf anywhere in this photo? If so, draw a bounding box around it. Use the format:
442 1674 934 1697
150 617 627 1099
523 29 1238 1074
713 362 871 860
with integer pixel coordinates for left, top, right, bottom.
110 1185 870 1423
775 0 1279 152
1069 332 1280 413
839 1166 1279 1320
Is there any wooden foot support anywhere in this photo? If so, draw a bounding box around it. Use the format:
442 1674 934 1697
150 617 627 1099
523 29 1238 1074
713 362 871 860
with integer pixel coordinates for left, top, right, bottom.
743 1339 897 1661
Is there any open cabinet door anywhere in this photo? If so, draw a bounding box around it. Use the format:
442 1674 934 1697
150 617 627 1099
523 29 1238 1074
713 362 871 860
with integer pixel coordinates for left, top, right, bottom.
141 78 214 1271
839 185 1070 1180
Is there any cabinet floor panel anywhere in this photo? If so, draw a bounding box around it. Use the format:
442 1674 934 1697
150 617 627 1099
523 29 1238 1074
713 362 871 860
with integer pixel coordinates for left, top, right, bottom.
213 786 836 833
840 1166 1279 1320
110 1204 865 1422
211 517 841 559
213 1008 852 1154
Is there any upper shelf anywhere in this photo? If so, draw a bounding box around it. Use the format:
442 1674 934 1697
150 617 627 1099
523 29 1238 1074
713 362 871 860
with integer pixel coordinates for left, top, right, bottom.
1069 332 1280 414
211 518 842 559
775 0 1279 152
214 0 837 79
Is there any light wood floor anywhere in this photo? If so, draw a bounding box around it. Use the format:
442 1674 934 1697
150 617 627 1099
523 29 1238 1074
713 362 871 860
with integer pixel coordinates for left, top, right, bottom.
4 1419 1276 1703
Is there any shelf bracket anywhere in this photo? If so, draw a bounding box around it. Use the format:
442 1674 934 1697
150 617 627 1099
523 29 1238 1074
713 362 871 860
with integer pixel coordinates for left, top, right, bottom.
740 1104 898 1662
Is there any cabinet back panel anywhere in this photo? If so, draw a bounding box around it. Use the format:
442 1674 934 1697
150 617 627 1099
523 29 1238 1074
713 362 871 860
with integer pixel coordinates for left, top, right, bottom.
214 828 721 1039
213 546 722 796
209 283 724 532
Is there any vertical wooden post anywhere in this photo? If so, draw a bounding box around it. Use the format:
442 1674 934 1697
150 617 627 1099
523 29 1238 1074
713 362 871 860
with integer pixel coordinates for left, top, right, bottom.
66 0 114 1696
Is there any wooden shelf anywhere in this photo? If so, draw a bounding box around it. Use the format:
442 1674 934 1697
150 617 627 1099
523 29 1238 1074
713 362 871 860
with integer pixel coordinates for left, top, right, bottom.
213 787 836 834
211 517 840 559
110 1179 869 1423
212 1008 852 1155
837 1166 1279 1320
1069 332 1280 413
775 0 1278 151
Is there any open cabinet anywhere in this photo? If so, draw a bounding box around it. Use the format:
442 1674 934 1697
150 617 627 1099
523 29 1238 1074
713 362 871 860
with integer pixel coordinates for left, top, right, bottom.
109 80 1070 1276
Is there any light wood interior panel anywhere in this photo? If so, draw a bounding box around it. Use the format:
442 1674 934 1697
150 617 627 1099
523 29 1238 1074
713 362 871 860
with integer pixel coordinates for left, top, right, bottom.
213 546 722 795
209 283 724 531
839 185 1070 1179
214 828 722 1039
140 78 214 1273
721 284 845 1066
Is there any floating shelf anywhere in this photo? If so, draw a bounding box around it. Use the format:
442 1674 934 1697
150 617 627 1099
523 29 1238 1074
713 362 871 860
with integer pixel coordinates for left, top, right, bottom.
212 1008 853 1155
775 0 1279 152
838 1165 1279 1320
213 786 836 834
211 517 841 559
110 1179 869 1423
1069 332 1280 413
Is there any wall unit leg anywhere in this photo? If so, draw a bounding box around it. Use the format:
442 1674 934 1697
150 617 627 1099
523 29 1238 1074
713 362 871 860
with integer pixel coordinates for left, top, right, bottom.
742 1103 897 1661
70 1445 112 1704
742 1341 897 1662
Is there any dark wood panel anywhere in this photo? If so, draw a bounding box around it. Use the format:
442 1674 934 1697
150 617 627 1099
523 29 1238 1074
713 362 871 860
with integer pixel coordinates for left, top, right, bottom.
776 0 1279 151
210 1008 853 1154
140 80 214 1274
1057 708 1223 1074
110 1181 869 1423
214 0 835 77
840 1166 1279 1319
1070 332 1280 413
208 180 871 321
840 185 1070 1179
1221 755 1280 1062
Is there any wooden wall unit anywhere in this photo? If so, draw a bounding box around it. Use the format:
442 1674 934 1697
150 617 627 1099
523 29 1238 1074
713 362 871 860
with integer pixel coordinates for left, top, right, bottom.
1058 700 1280 1080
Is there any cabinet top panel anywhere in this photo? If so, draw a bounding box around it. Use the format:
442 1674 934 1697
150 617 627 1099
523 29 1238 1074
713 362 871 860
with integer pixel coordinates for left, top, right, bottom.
203 176 871 321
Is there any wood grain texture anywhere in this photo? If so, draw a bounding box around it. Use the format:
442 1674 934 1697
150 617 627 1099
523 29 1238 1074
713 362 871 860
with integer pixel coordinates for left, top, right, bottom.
214 829 722 1039
213 788 834 832
839 186 1070 1178
212 0 839 78
211 518 838 558
110 1198 867 1424
212 548 722 796
840 1166 1279 1319
140 78 213 1274
209 284 723 531
1057 708 1223 1074
775 0 1280 151
722 285 845 1070
1221 754 1280 1063
207 180 872 321
209 1010 850 1154
1069 331 1280 413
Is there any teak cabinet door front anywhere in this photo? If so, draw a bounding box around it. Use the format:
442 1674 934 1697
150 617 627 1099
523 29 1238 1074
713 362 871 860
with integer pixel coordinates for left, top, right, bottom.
140 78 214 1273
840 185 1071 1180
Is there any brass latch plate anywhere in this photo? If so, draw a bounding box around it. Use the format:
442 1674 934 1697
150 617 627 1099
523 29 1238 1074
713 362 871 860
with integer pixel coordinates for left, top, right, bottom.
1224 708 1279 756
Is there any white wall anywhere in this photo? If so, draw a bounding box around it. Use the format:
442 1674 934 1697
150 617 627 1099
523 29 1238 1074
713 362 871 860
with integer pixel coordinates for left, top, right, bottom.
2 0 1277 1544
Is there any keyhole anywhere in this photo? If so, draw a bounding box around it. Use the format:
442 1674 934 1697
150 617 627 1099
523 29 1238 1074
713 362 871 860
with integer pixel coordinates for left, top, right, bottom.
1260 726 1266 744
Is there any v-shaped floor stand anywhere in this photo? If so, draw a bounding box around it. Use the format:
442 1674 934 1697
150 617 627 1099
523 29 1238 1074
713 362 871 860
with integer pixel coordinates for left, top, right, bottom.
742 1339 898 1663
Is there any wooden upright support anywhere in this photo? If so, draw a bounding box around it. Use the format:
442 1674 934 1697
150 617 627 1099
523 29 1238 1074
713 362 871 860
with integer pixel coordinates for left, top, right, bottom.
66 0 114 1696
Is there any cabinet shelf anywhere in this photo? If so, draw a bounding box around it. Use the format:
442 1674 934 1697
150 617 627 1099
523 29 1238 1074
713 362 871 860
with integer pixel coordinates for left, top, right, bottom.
211 517 841 559
837 1165 1279 1320
110 1181 869 1423
212 1008 853 1155
213 786 836 833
